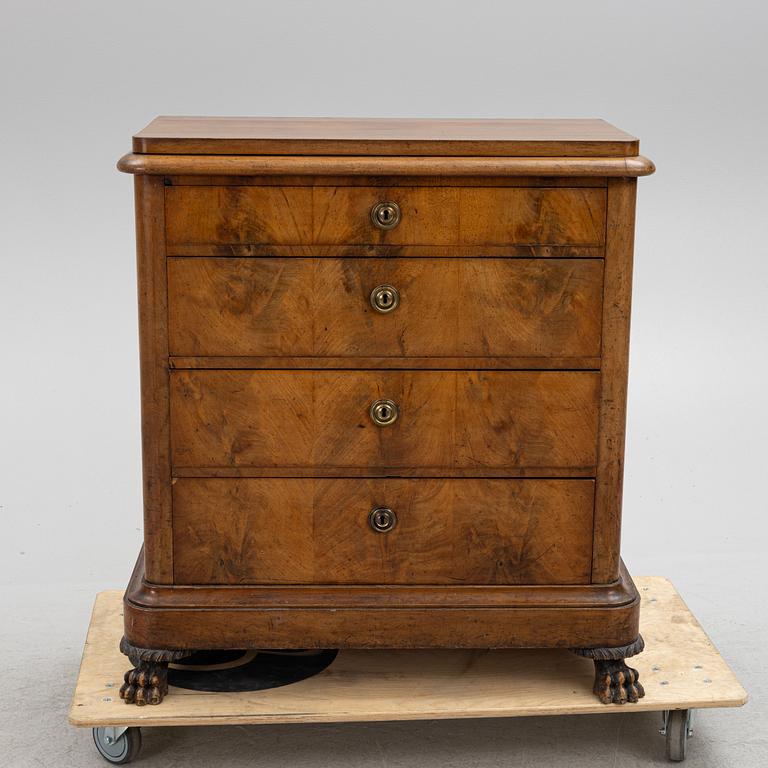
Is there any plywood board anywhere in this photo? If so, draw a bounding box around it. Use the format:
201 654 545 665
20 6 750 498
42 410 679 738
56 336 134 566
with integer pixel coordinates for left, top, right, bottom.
69 577 746 728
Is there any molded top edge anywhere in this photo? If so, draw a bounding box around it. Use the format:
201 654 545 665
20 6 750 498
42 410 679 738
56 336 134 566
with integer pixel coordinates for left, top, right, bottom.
117 153 655 177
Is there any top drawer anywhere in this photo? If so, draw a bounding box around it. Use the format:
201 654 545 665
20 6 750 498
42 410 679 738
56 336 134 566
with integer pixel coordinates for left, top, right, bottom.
165 186 606 247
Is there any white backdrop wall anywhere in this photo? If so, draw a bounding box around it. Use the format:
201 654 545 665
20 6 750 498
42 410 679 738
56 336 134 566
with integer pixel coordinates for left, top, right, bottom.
1 0 766 592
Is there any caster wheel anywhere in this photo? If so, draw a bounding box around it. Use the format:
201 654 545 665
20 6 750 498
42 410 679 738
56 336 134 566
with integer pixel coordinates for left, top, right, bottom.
664 709 692 762
92 727 142 764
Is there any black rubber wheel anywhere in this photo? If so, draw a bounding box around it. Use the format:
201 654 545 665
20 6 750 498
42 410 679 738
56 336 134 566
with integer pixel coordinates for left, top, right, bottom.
92 727 142 764
665 709 690 762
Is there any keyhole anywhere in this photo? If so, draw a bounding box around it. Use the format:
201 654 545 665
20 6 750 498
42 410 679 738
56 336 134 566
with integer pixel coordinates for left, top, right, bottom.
371 202 400 230
370 398 398 426
370 285 399 313
369 507 397 532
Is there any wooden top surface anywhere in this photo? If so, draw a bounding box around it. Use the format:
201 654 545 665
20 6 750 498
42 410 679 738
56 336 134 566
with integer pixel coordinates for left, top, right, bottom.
133 117 639 157
69 577 746 728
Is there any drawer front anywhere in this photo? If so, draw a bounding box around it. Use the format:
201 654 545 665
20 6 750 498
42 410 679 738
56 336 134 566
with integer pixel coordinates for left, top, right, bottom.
170 370 599 471
165 186 606 247
168 257 603 358
172 478 595 585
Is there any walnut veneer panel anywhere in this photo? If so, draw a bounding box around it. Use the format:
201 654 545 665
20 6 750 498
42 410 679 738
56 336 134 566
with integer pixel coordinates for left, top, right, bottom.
167 258 604 358
164 186 606 247
134 116 639 156
124 557 642 650
169 370 599 471
172 479 595 585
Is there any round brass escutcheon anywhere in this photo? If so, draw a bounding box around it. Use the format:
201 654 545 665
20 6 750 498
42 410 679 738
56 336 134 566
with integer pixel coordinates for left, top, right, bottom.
369 398 399 426
369 507 397 533
370 201 401 230
370 284 400 313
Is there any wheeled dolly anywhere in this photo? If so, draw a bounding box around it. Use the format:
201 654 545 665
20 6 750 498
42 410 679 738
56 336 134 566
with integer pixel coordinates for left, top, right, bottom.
71 578 746 764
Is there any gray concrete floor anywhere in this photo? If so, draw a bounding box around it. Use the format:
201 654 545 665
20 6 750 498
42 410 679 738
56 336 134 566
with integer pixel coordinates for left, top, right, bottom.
1 564 764 767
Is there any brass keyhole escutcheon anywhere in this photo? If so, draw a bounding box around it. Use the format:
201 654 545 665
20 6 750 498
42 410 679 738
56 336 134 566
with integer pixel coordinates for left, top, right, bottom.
370 201 401 230
370 284 400 313
369 398 399 426
369 507 397 533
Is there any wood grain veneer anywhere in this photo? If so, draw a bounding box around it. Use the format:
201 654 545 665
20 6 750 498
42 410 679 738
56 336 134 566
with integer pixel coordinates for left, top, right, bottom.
164 186 606 247
172 478 595 585
123 552 641 650
133 176 173 584
169 370 600 472
167 257 603 358
133 116 639 157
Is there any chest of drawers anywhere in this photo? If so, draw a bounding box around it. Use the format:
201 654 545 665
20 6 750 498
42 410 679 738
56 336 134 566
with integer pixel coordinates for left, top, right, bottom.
117 117 654 706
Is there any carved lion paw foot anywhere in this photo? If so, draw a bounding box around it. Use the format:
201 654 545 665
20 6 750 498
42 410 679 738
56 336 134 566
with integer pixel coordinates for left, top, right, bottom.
119 662 169 706
593 659 645 704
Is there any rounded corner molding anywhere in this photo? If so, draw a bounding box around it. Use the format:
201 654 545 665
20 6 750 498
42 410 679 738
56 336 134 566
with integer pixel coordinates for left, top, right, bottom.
625 156 656 176
117 153 144 174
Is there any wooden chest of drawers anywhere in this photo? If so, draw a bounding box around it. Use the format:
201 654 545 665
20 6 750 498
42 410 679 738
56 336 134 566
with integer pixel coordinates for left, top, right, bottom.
117 117 654 706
